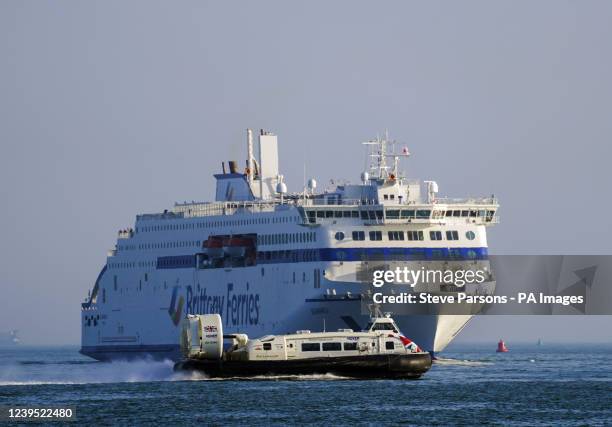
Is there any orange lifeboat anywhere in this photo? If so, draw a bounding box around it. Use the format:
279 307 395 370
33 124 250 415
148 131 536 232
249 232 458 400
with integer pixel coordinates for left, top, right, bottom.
204 237 224 258
223 236 253 257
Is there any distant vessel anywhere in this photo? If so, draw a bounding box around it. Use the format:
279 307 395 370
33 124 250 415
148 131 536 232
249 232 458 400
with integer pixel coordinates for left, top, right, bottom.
175 313 432 379
496 339 509 353
0 330 20 345
537 338 543 346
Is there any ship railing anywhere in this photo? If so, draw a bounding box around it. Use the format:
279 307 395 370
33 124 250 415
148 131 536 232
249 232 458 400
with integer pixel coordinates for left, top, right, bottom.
172 200 294 218
434 196 498 206
138 197 499 220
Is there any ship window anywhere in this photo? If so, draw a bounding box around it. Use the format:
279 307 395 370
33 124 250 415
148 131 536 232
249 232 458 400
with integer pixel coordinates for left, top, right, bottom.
386 210 400 219
351 211 359 218
461 210 469 217
316 211 324 218
401 210 415 219
322 342 342 351
446 230 459 240
369 231 382 241
388 231 404 241
325 211 333 218
334 210 342 218
430 231 442 241
343 210 351 218
407 231 424 241
383 194 389 200
385 341 395 350
416 210 431 219
446 210 453 217
301 343 321 352
376 210 383 219
466 231 476 240
360 211 368 220
263 343 272 351
335 232 345 241
352 231 365 241
371 323 397 332
343 342 358 351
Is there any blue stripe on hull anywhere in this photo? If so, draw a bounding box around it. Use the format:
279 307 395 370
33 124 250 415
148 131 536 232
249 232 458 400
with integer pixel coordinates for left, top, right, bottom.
157 247 488 269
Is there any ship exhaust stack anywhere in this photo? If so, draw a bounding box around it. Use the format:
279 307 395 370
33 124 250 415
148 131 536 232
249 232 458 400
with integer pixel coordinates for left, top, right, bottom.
228 160 238 174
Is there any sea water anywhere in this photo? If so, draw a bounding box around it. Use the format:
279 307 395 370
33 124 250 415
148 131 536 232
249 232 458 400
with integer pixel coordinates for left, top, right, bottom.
1 343 611 425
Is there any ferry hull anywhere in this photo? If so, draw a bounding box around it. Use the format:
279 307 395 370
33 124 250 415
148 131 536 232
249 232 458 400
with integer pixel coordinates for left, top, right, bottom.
81 266 493 360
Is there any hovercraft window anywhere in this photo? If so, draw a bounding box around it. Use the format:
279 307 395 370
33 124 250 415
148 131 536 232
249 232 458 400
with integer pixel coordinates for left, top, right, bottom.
301 343 320 352
352 231 365 241
322 342 342 351
386 341 395 350
370 323 398 332
263 343 272 351
343 342 358 351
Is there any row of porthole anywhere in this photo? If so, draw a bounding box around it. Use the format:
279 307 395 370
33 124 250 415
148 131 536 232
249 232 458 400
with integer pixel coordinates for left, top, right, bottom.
334 230 477 241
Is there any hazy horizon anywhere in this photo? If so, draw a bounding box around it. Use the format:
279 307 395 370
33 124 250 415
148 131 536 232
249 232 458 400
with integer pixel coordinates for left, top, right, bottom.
1 1 611 346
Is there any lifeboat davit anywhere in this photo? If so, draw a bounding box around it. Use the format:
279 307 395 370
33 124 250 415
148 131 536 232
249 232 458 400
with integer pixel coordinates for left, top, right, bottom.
204 237 224 258
223 236 253 257
496 339 509 353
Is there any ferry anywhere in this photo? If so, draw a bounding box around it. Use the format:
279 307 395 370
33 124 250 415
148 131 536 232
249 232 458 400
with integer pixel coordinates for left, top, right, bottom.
81 129 499 361
175 313 432 379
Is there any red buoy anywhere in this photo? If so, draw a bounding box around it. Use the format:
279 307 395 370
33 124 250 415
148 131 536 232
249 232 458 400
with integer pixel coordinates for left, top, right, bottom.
496 339 509 353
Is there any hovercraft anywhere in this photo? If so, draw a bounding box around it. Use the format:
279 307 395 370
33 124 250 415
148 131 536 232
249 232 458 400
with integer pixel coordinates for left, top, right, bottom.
174 314 432 379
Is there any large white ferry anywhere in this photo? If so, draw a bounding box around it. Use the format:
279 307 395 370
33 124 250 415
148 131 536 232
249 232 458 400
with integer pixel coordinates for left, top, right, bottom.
81 129 499 361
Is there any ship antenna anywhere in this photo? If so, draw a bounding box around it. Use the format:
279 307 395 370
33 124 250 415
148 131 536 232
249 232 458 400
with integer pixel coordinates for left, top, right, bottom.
303 162 306 202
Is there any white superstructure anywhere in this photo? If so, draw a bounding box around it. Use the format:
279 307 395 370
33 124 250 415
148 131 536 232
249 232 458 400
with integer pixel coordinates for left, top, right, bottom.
81 129 498 361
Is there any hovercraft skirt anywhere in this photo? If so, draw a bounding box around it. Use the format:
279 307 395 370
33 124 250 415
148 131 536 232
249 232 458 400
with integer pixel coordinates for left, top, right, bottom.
174 353 432 379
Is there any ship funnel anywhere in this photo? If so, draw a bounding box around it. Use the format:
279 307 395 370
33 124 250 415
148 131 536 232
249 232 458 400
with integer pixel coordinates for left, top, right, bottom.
228 160 238 174
361 171 369 183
